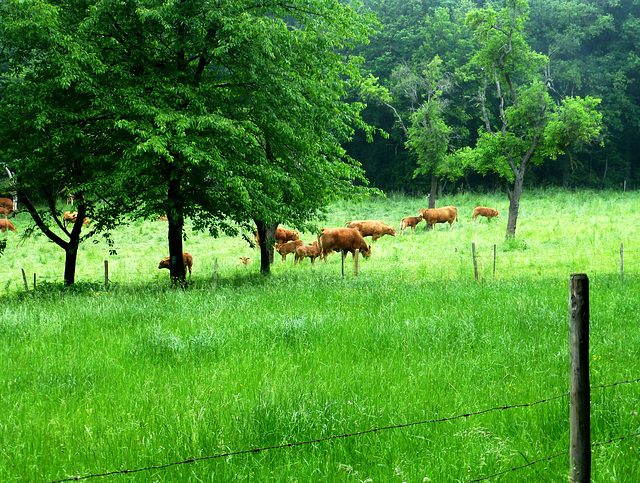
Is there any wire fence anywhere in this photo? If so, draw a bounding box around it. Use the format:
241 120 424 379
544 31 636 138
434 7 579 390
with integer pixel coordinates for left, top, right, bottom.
42 378 640 483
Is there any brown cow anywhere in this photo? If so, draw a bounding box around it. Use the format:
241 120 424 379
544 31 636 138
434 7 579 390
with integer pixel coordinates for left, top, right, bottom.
294 241 322 265
399 214 423 235
158 252 193 278
472 206 499 224
318 227 371 260
418 206 458 231
0 197 15 217
63 211 91 227
0 219 16 233
275 239 304 261
344 220 396 242
237 256 251 266
255 227 300 247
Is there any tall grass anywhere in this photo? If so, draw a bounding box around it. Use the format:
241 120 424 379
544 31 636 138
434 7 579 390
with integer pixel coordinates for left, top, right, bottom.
1 188 639 482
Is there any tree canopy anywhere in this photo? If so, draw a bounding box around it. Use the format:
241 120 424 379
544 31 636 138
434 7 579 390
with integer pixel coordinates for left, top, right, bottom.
0 0 380 281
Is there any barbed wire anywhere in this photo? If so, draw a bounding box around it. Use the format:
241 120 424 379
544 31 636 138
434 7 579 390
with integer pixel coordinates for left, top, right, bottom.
466 432 639 482
41 377 639 483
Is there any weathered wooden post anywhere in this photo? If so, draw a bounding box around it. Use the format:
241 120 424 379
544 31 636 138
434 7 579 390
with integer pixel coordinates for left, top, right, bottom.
620 243 624 281
493 244 496 278
214 258 218 285
33 273 36 290
354 249 359 277
104 260 109 289
472 243 478 281
569 273 591 482
341 251 346 278
21 268 29 293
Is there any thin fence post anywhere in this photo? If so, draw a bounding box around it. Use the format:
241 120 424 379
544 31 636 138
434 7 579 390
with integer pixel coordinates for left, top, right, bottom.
493 244 496 278
472 243 478 281
341 251 346 278
104 260 109 289
354 249 359 278
33 273 36 291
569 273 591 482
21 268 29 293
214 258 218 285
620 243 624 281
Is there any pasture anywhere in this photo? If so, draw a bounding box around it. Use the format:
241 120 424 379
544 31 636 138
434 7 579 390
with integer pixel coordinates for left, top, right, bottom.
1 188 639 482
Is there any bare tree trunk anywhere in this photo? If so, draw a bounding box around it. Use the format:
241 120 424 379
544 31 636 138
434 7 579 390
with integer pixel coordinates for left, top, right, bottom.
255 220 277 275
19 192 84 286
166 172 185 283
428 173 437 209
506 171 524 239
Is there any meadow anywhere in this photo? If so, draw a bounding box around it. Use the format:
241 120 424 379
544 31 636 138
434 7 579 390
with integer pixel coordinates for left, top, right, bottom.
0 188 639 482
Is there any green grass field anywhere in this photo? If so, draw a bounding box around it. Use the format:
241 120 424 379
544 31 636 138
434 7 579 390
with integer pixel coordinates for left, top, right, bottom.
1 188 639 482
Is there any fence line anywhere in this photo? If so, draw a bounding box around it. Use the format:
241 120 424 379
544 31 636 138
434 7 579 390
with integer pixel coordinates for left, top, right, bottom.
41 377 639 483
466 432 639 483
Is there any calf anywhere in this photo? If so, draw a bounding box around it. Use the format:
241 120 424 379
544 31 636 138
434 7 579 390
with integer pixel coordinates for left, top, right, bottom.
0 219 16 233
275 239 304 261
399 214 423 235
344 220 396 242
418 206 458 231
294 241 322 265
472 206 499 224
63 211 91 227
237 256 251 266
158 252 193 278
0 197 15 217
318 227 371 260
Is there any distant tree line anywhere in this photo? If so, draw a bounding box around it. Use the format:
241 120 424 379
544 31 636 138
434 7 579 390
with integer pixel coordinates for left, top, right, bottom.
347 0 638 193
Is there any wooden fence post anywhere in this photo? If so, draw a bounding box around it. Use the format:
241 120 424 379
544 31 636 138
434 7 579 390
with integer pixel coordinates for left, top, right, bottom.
104 260 109 289
493 244 496 278
33 273 36 290
214 258 218 285
354 249 359 277
21 269 29 293
569 273 591 482
472 243 478 281
620 243 624 281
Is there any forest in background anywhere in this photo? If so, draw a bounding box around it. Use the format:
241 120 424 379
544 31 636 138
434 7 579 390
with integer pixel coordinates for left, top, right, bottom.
346 0 640 193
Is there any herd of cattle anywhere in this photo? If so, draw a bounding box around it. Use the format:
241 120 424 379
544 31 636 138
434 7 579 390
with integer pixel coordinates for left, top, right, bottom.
247 204 500 268
0 195 499 277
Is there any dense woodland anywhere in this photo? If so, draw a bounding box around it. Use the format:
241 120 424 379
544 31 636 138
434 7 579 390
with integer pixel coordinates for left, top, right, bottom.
347 0 639 193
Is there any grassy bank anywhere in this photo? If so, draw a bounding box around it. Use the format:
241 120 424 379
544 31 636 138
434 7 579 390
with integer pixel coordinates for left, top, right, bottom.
1 188 639 481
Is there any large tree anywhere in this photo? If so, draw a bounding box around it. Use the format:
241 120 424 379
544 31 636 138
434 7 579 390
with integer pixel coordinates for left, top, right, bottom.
0 0 379 281
463 0 603 238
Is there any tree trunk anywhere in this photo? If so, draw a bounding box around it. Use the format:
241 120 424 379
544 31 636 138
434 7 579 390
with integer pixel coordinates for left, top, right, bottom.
63 245 79 286
428 173 437 209
20 191 84 286
255 220 277 275
506 171 524 238
166 172 185 283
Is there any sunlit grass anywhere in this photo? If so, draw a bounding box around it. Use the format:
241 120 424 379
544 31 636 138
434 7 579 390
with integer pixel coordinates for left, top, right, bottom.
1 188 639 482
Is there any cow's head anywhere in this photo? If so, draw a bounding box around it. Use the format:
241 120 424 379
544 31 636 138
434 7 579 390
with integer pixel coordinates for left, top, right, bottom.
361 244 372 258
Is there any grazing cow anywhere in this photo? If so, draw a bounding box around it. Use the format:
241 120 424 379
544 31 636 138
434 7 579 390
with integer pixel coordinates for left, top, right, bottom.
318 227 372 260
158 252 193 278
275 239 304 261
472 206 499 224
255 227 300 247
294 241 322 265
63 211 91 227
157 215 168 221
344 220 396 242
0 197 14 217
399 214 423 235
237 256 251 266
418 206 458 231
0 219 16 233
